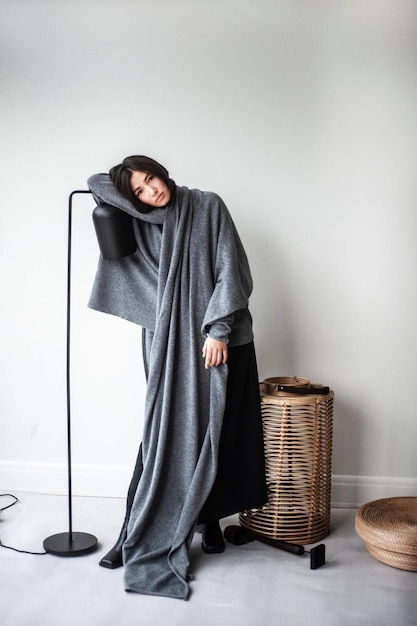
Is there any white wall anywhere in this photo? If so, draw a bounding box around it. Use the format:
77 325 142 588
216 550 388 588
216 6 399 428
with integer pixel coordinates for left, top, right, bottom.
1 0 416 506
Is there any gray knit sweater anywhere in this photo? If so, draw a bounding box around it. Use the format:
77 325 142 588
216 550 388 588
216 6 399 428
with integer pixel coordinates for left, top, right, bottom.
87 174 253 346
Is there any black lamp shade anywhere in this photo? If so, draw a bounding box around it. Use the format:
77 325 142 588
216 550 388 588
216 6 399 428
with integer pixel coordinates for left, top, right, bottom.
93 204 137 260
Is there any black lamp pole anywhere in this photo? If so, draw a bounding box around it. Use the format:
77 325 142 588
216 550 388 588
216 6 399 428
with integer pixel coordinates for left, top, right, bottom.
43 190 98 556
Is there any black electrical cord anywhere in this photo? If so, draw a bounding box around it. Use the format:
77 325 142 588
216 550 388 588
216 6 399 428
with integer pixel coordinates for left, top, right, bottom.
0 493 18 512
0 540 47 555
0 494 46 555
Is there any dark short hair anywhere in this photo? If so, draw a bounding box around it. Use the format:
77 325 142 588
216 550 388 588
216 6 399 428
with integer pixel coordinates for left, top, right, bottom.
109 155 172 213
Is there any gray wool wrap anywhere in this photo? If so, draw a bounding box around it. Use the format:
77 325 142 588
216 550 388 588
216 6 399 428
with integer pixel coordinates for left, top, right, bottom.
87 174 254 599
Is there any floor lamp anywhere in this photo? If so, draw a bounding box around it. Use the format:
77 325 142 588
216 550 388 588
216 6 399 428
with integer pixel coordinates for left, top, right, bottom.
43 190 98 556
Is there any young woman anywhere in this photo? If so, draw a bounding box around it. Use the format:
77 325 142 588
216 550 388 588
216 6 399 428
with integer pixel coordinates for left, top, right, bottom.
88 155 267 600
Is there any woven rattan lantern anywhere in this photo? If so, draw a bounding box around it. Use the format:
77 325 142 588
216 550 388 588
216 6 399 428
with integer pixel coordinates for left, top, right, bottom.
239 377 334 545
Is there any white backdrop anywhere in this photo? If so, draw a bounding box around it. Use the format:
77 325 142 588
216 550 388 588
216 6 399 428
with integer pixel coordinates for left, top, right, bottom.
1 0 416 505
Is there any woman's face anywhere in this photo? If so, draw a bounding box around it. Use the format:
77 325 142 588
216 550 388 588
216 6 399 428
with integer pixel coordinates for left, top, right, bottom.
130 170 171 208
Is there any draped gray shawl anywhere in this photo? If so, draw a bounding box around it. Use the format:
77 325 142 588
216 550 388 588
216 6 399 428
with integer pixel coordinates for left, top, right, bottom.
87 175 253 599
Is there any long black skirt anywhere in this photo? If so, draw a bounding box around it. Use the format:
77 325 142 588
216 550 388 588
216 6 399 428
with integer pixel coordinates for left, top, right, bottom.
125 338 268 526
198 341 268 524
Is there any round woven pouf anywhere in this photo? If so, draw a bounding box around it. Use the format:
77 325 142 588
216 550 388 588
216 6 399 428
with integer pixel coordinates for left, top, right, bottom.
355 497 417 571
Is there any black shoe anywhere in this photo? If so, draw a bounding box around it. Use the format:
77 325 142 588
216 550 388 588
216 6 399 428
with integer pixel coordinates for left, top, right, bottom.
99 546 123 569
202 521 225 554
99 519 128 569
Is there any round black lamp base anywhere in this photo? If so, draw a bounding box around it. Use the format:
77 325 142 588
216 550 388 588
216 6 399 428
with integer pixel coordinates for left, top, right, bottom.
43 532 98 557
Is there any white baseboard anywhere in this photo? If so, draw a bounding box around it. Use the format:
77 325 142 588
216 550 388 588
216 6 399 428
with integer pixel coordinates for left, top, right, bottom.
2 462 417 507
331 474 417 508
0 461 131 499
